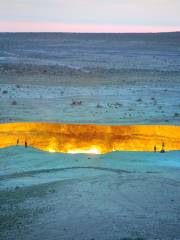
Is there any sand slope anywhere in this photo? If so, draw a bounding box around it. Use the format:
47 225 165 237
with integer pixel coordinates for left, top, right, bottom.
0 147 180 240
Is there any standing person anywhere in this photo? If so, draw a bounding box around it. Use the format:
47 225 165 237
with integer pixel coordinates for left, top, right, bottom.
16 139 19 146
160 142 165 153
25 140 28 148
154 145 157 152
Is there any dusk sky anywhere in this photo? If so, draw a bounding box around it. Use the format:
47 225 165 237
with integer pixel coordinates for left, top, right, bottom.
0 0 180 32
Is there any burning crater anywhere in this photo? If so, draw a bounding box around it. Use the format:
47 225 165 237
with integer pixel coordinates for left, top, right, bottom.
0 122 180 154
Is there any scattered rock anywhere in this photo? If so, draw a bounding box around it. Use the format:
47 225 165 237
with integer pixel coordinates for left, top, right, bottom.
107 102 122 108
174 113 179 117
16 84 20 88
70 99 82 106
96 104 103 108
12 101 17 105
115 102 123 107
136 98 142 102
2 90 8 94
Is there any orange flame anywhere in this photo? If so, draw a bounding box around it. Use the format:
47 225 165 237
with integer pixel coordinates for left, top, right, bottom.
0 122 180 154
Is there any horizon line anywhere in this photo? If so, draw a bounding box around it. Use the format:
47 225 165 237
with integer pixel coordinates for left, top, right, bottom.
0 22 179 34
0 31 180 34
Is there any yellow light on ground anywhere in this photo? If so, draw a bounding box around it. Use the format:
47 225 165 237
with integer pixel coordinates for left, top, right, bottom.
48 148 56 153
67 147 101 155
0 122 180 154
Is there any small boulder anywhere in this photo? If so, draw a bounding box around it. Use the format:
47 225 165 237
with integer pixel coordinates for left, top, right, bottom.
12 101 17 105
96 104 103 108
136 98 142 102
174 113 179 117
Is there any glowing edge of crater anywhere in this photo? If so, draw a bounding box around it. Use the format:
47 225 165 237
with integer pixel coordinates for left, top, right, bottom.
0 122 180 154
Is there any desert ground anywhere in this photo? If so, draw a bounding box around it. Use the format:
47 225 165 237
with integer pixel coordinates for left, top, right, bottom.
0 147 180 240
0 33 180 240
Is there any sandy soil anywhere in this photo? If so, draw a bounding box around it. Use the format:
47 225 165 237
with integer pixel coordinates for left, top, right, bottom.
0 80 180 125
0 33 180 240
0 147 180 240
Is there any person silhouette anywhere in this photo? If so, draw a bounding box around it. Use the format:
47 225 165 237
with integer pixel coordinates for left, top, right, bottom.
16 139 19 146
160 142 165 153
25 140 28 148
154 145 157 152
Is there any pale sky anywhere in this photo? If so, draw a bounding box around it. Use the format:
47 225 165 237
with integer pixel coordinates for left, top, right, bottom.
0 0 180 32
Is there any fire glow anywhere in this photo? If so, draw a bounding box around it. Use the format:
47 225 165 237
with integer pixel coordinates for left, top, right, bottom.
0 122 180 154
